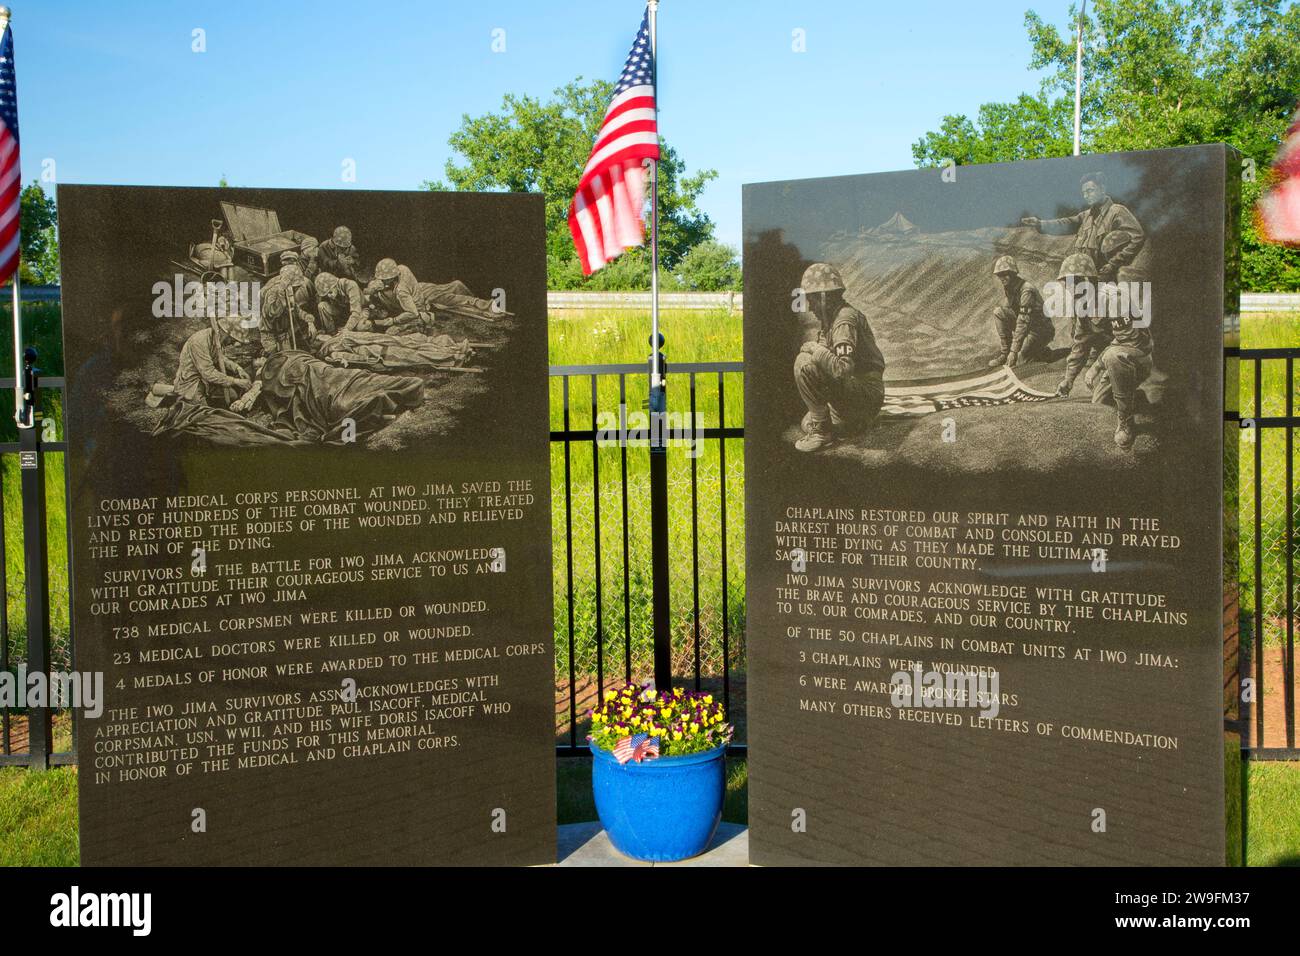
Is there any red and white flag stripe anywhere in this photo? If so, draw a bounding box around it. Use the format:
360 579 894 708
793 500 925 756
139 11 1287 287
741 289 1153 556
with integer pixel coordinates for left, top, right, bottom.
0 22 20 285
569 13 659 276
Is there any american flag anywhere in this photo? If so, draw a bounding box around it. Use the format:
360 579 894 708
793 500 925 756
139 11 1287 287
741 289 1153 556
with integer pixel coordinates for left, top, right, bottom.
1260 99 1300 244
612 733 661 764
0 21 18 285
568 10 659 276
882 366 1057 418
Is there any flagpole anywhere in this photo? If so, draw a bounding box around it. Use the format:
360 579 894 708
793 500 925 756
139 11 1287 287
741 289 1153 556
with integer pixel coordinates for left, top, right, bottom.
1073 0 1086 157
648 0 661 389
645 0 672 692
0 6 21 428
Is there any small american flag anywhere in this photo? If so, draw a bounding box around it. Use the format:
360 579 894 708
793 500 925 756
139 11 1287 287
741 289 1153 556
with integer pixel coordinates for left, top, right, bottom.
1260 99 1300 244
612 733 661 764
0 21 19 285
568 10 659 276
882 366 1057 418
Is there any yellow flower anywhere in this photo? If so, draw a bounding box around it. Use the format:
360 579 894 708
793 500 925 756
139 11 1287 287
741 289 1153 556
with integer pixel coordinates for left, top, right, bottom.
672 731 683 741
690 722 700 733
604 689 617 701
704 695 713 704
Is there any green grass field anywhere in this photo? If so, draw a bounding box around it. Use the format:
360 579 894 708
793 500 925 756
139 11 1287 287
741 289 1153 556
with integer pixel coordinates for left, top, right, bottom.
548 308 744 687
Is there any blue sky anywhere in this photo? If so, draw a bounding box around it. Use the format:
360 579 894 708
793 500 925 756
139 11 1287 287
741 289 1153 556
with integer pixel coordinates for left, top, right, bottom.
15 0 1076 249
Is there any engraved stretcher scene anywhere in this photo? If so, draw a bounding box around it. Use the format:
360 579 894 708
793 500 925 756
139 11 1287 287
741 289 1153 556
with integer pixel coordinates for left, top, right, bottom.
788 172 1163 474
115 201 514 449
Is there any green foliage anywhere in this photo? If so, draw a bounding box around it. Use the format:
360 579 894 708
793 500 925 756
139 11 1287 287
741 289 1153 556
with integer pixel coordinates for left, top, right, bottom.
672 240 742 291
912 0 1300 290
427 78 718 289
19 182 59 285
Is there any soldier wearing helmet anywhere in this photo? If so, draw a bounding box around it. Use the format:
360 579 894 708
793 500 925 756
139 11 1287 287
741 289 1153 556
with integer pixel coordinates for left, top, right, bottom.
314 271 366 333
367 258 506 331
259 260 316 352
1021 171 1146 283
989 255 1055 368
319 226 361 282
298 236 322 282
365 258 429 334
792 262 886 453
1052 251 1153 448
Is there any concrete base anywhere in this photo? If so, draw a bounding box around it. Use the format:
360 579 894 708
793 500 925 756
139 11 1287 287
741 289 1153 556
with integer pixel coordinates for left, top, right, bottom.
554 821 749 866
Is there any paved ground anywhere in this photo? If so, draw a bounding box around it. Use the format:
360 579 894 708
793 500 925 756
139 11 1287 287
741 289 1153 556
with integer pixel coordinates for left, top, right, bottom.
553 821 748 866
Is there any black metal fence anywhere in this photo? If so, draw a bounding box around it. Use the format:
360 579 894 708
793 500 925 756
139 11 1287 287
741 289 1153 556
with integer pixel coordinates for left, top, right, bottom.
1240 347 1300 758
0 374 75 768
4 349 1295 765
548 361 746 757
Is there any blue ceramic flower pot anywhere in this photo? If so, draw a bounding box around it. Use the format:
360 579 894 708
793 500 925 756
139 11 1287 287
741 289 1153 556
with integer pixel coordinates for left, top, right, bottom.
590 741 726 862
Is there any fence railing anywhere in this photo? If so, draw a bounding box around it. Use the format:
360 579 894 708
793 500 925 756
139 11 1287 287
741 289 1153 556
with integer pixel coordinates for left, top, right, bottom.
0 375 75 768
548 361 746 757
1 346 1291 764
1239 347 1300 758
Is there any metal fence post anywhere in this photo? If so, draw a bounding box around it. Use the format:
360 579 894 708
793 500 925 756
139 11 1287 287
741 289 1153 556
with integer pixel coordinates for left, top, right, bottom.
18 349 51 768
649 337 672 690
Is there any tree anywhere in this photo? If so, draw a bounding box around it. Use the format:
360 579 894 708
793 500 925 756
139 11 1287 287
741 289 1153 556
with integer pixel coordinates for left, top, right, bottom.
673 240 741 291
19 182 59 285
427 78 718 289
912 0 1300 290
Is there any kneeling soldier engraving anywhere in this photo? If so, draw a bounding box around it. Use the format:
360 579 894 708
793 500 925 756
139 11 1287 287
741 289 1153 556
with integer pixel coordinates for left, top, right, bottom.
792 263 886 453
989 255 1054 367
1053 252 1153 449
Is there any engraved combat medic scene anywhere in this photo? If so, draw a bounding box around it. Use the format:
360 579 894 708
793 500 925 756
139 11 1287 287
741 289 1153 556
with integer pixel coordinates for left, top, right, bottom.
744 148 1232 865
788 169 1156 462
59 186 555 865
130 200 514 448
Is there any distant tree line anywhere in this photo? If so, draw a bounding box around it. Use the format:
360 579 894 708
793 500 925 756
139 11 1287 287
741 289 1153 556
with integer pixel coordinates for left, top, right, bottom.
427 78 740 292
912 0 1300 291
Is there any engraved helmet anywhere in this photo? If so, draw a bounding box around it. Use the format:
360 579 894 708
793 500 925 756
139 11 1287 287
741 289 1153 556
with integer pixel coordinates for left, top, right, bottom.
373 258 401 282
992 255 1019 276
1057 251 1098 280
300 236 319 252
801 262 845 295
332 225 352 245
314 272 339 298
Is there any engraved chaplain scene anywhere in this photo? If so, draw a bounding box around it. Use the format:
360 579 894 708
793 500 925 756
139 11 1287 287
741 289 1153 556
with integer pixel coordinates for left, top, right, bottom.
110 195 518 450
780 165 1170 473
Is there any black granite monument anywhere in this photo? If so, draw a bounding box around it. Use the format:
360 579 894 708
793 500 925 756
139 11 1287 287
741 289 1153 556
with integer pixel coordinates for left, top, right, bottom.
744 146 1239 865
60 186 555 865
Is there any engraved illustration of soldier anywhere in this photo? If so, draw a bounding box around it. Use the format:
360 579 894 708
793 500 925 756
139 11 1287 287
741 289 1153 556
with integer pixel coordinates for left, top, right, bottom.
259 254 317 352
1021 171 1146 283
297 236 322 282
318 225 361 281
792 263 886 453
988 255 1055 368
1052 252 1153 449
365 257 510 333
171 316 254 407
147 204 517 447
313 271 366 333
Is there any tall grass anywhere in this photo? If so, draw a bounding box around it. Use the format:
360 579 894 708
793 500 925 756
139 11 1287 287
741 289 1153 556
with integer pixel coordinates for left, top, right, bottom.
549 309 744 682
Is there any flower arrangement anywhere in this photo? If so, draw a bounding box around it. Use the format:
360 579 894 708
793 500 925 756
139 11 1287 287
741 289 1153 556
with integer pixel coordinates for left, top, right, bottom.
588 682 733 761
